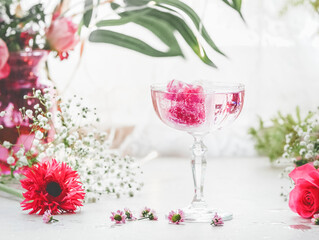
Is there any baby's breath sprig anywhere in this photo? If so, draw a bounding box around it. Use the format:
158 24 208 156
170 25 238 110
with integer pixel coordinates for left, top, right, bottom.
0 88 143 202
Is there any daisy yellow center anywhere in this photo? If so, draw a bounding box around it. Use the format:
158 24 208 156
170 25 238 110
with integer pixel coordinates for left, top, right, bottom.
46 181 62 197
114 214 122 221
172 214 181 222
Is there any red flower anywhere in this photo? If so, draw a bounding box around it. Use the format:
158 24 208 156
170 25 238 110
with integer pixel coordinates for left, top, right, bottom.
20 159 85 215
289 163 319 218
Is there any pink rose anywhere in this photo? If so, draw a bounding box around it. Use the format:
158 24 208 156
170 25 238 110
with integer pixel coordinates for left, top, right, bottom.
46 17 79 56
0 38 10 79
289 163 319 218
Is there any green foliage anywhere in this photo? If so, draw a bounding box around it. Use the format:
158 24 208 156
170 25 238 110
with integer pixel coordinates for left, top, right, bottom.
281 0 319 15
248 107 313 162
0 2 46 51
85 0 244 67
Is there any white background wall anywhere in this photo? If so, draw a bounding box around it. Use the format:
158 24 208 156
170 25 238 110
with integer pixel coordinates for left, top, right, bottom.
47 0 319 158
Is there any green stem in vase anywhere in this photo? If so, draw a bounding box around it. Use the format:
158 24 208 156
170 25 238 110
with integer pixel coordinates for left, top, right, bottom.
0 183 24 199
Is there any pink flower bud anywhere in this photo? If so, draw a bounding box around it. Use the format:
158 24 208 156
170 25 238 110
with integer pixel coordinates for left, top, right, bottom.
0 39 10 79
46 17 80 55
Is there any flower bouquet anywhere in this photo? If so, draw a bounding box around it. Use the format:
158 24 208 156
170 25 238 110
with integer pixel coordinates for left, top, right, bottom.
250 107 319 222
0 0 244 219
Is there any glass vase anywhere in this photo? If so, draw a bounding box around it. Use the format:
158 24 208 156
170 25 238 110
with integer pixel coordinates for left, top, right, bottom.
0 50 51 174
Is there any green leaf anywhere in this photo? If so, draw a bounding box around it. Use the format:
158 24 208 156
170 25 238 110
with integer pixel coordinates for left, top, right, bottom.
221 0 244 20
114 6 216 67
133 16 184 57
83 0 93 27
145 10 217 67
154 0 225 56
124 0 150 6
96 8 152 27
89 29 182 57
96 9 183 57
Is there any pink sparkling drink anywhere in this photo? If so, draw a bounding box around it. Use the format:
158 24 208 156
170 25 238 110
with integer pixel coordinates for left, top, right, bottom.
151 80 245 132
151 80 245 223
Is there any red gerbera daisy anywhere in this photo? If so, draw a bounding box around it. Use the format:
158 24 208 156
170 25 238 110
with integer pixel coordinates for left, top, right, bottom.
20 159 85 215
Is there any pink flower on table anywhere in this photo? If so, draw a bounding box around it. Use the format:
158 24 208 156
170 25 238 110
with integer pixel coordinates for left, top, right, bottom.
140 207 151 218
42 210 58 223
124 208 136 221
110 210 126 224
288 163 319 218
167 209 185 224
0 38 10 79
211 213 224 226
311 213 319 225
46 17 79 60
149 210 158 221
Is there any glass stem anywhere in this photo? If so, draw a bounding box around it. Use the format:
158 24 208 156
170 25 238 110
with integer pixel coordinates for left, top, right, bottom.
190 134 207 206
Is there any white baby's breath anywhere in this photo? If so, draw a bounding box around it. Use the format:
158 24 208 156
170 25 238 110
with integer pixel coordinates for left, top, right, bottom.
7 156 15 165
1 90 143 202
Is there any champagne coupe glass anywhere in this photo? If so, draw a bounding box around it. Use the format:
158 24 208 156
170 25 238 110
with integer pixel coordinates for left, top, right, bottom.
150 80 245 222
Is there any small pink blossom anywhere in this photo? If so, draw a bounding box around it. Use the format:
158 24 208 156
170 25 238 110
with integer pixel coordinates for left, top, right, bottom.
140 207 151 218
42 210 58 223
211 213 224 226
168 209 185 224
149 210 158 221
311 213 319 225
110 210 126 224
0 38 10 79
124 208 136 221
46 17 79 59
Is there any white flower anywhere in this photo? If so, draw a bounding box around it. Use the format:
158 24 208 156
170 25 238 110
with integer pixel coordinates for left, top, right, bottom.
40 116 48 123
284 144 289 152
33 139 39 146
0 125 3 130
16 148 25 158
305 153 312 159
0 111 5 117
35 90 41 97
300 141 306 146
25 109 33 118
304 135 310 141
34 104 40 109
307 144 314 150
7 156 15 165
2 141 11 149
30 147 37 154
43 93 50 100
46 148 54 156
19 156 28 165
43 88 50 93
314 160 319 168
45 101 52 109
66 148 72 155
299 149 306 155
74 140 82 149
38 152 46 160
67 135 76 145
35 130 44 140
43 124 51 130
46 112 53 118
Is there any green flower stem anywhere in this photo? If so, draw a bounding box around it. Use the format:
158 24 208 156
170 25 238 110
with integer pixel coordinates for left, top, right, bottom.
0 183 24 199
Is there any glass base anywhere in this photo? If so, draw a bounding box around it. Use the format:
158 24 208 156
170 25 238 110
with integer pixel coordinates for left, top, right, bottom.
183 204 233 223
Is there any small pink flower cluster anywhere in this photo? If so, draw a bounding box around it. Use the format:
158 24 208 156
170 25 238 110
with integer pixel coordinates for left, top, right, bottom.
110 207 158 224
110 210 126 224
211 213 224 226
167 209 185 224
140 207 158 221
42 210 58 224
311 213 319 225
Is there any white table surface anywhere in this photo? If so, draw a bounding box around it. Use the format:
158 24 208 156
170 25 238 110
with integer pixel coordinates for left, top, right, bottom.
1 157 318 240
